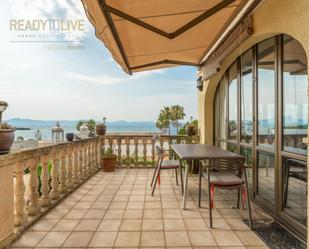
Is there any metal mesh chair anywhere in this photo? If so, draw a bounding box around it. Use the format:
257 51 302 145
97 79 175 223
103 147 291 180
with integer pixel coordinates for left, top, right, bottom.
198 157 252 229
151 146 183 196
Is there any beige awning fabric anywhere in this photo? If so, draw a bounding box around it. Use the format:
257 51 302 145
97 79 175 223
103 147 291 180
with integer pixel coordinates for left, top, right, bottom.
82 0 252 74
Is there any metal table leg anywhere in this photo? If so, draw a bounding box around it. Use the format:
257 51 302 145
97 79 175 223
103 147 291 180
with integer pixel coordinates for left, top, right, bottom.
182 161 189 209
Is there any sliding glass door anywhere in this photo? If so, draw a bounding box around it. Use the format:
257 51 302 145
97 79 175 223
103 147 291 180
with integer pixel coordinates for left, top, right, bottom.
213 34 308 239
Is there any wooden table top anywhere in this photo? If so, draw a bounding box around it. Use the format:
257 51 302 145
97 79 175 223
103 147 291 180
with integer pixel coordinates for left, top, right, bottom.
170 144 244 160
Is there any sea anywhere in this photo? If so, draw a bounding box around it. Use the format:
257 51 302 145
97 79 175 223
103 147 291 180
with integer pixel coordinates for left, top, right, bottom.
10 119 177 141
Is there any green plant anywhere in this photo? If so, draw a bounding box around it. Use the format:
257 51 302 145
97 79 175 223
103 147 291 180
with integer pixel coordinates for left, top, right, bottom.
76 119 96 132
0 122 14 129
102 147 116 156
170 105 186 134
178 116 198 135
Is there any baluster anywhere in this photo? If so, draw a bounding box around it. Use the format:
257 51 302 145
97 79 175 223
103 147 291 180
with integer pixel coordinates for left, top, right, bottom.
79 144 84 181
108 138 113 151
143 138 147 166
83 143 88 178
90 142 94 173
151 138 155 166
159 137 164 149
27 157 41 216
40 154 51 207
134 138 138 166
126 138 130 166
59 149 67 194
96 139 102 169
117 138 122 165
72 145 79 184
14 159 28 226
66 144 73 189
49 151 60 200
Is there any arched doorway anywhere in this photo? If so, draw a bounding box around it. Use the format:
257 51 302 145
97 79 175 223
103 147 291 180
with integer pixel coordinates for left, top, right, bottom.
213 34 308 239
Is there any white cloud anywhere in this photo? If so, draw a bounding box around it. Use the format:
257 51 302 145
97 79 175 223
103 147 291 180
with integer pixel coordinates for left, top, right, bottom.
65 69 167 86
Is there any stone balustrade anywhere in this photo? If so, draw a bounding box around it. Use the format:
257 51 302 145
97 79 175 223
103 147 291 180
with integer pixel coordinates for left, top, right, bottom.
0 137 101 248
103 134 199 166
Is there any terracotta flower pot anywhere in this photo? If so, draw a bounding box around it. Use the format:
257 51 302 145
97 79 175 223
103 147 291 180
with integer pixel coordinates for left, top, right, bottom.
101 155 117 172
0 129 15 154
186 125 198 136
96 124 106 136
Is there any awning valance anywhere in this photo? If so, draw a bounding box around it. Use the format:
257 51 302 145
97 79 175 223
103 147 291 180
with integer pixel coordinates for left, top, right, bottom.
82 0 256 74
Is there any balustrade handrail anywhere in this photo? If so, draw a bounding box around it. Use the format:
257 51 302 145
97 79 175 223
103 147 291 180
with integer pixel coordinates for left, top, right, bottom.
101 133 199 167
0 136 102 248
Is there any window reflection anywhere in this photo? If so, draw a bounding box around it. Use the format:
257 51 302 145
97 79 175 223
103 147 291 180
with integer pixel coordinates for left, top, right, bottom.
241 49 253 143
257 38 275 147
228 62 238 140
283 158 307 225
257 151 275 204
283 35 308 155
240 146 253 191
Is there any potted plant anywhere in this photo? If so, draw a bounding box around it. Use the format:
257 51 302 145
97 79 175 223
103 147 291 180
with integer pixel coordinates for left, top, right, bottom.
101 147 117 172
96 117 107 136
0 122 16 154
76 119 96 138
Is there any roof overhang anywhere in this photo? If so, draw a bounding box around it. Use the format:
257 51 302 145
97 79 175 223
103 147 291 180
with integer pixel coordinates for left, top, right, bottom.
82 0 258 74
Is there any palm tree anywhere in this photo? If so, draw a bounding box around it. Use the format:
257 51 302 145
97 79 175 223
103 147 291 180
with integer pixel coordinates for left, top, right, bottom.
170 105 186 134
156 107 171 135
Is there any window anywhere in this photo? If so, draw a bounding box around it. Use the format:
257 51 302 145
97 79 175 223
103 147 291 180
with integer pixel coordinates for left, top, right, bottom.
228 62 238 141
241 49 253 143
257 38 276 147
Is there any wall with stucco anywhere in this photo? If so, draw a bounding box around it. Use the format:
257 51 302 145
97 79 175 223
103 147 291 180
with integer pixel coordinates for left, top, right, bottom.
197 0 309 241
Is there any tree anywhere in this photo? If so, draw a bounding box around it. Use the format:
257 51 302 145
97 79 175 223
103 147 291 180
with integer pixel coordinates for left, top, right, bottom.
156 107 171 135
170 105 186 134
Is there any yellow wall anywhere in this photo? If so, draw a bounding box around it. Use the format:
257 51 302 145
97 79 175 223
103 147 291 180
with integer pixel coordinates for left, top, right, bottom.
198 0 309 242
198 0 309 144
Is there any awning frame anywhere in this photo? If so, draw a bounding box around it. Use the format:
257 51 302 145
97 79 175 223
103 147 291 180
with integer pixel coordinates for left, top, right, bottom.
97 0 239 73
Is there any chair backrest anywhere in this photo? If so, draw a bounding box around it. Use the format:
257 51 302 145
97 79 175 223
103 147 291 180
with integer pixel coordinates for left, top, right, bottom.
208 158 245 174
155 146 164 157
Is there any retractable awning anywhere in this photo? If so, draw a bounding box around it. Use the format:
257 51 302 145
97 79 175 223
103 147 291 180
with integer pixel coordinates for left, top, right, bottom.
82 0 256 74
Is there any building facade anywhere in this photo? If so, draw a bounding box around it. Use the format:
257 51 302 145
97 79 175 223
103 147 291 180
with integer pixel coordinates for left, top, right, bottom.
198 0 309 241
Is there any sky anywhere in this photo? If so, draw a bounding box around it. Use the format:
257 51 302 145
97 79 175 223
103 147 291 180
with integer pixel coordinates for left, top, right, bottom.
0 0 198 122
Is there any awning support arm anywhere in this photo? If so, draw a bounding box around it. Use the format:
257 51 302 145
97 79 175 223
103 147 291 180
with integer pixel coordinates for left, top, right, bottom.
100 0 236 40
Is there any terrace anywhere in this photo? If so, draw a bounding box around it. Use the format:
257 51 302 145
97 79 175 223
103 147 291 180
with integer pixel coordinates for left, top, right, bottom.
0 135 268 249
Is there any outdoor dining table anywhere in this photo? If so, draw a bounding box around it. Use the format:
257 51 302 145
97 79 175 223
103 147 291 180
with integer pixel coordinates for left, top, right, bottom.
170 144 245 209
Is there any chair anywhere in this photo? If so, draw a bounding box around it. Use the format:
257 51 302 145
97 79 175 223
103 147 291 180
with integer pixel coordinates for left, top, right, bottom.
198 158 252 229
151 146 183 196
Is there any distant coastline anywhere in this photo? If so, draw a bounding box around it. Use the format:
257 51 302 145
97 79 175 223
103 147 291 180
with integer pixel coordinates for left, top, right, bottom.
14 127 31 130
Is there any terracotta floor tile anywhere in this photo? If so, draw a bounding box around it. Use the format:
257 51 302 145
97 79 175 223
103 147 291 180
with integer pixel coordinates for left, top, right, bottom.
97 219 121 231
142 219 164 231
165 231 191 246
30 219 59 231
126 201 144 209
163 209 182 219
143 209 163 219
62 231 93 247
144 201 162 209
109 201 128 209
11 232 46 247
124 209 144 219
140 231 165 247
52 219 80 231
212 230 243 246
36 231 70 247
65 209 87 219
184 219 208 230
104 209 125 219
74 219 100 231
120 219 142 231
163 219 186 231
88 231 117 247
188 231 217 247
114 231 141 247
84 209 106 219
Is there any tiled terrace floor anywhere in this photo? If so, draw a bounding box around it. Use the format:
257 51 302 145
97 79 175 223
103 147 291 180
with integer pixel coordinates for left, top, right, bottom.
10 168 269 249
